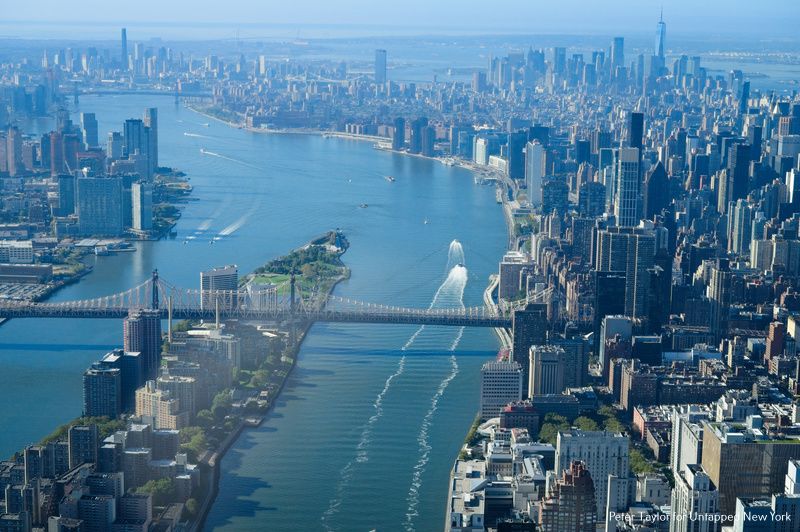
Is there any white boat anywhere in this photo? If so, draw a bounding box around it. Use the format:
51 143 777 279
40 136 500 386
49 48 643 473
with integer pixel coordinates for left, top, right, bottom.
385 175 395 182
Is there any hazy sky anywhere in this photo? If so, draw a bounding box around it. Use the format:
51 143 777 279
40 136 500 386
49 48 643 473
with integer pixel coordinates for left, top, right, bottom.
3 0 799 39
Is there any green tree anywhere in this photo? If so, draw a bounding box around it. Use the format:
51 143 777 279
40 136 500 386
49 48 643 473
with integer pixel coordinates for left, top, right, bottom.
136 478 176 507
185 498 199 517
630 448 656 474
538 413 570 445
195 409 214 429
574 416 600 432
212 390 232 421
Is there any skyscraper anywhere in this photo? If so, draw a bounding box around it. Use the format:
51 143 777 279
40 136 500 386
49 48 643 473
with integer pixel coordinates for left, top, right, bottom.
83 365 121 419
95 349 143 413
391 117 405 150
525 140 545 206
121 28 128 69
613 147 641 227
727 199 753 255
538 461 597 532
421 125 436 157
409 117 427 154
655 11 666 59
506 132 526 180
80 112 98 149
68 425 98 469
593 272 626 365
57 174 76 216
708 262 731 342
374 49 387 85
529 345 565 396
479 360 523 420
5 127 23 177
643 160 668 219
200 265 239 311
131 182 153 232
143 107 158 175
611 37 625 70
628 112 644 151
123 309 162 380
728 142 751 203
512 303 548 393
76 175 124 236
123 119 146 158
595 226 655 320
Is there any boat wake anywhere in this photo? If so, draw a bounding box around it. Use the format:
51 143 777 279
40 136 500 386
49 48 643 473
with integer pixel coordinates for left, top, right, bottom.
183 131 211 139
403 354 459 531
196 197 233 233
321 356 407 531
217 204 258 236
403 241 467 531
199 148 262 170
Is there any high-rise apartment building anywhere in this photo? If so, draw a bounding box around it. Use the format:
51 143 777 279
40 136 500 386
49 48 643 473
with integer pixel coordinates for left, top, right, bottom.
80 112 98 148
123 309 162 380
556 429 630 518
68 425 98 469
143 107 158 175
131 181 153 232
479 361 523 420
135 381 188 430
512 304 548 392
76 175 124 236
528 345 565 396
200 265 239 311
83 365 121 419
538 460 597 531
670 464 720 532
614 147 641 226
595 226 655 320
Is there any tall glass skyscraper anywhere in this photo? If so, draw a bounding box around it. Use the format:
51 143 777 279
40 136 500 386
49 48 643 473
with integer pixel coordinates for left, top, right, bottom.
374 49 387 85
655 11 667 59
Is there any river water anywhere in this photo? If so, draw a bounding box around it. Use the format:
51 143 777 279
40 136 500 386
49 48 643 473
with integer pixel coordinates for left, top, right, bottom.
3 94 507 530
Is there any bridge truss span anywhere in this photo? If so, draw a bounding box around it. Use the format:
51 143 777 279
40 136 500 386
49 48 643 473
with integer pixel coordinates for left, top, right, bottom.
0 271 513 328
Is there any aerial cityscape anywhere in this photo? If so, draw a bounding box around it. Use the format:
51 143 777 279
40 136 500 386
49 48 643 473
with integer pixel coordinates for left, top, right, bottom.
2 0 800 531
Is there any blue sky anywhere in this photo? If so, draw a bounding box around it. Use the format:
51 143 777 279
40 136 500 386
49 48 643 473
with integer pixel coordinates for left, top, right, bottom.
3 0 798 38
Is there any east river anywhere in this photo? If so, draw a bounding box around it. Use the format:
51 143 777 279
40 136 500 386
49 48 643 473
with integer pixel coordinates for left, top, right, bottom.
3 94 508 530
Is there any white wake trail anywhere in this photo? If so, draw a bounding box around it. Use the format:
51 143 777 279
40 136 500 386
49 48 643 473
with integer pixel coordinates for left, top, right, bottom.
403 260 467 531
218 204 258 236
403 354 459 531
321 356 407 531
200 148 262 170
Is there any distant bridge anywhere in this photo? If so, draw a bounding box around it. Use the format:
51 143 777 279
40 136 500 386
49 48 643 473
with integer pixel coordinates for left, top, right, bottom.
77 88 213 98
0 271 512 328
